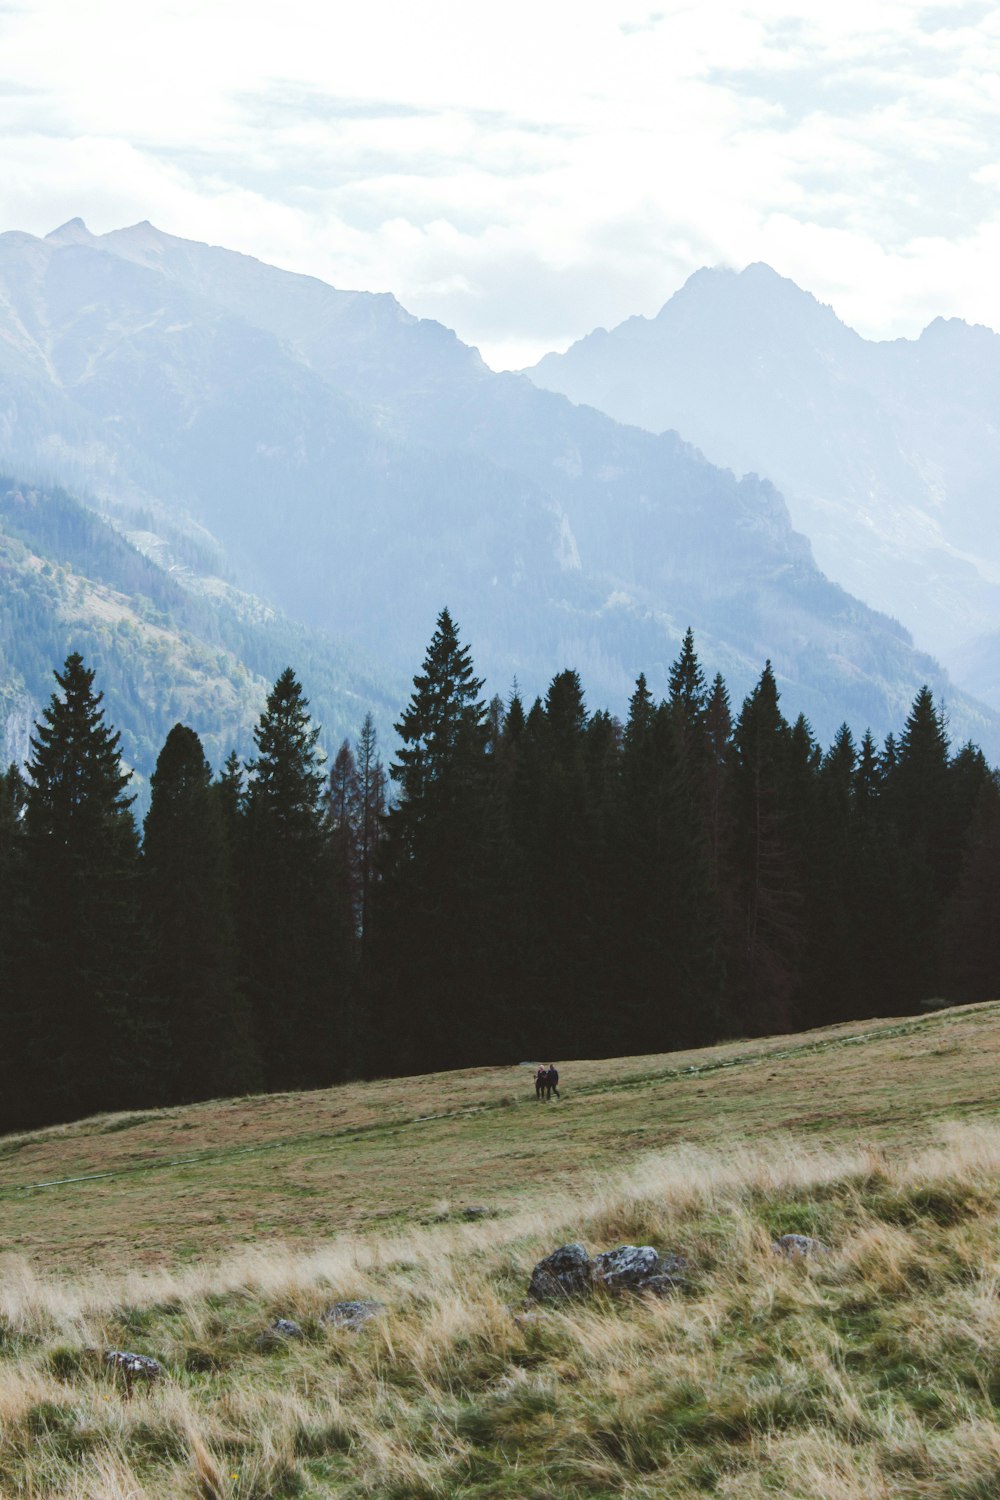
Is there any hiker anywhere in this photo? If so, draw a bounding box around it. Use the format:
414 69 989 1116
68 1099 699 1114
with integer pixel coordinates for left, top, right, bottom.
545 1064 560 1101
535 1065 547 1101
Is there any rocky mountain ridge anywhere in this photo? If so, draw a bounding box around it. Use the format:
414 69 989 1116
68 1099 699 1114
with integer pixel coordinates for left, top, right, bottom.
528 264 1000 708
1 221 996 754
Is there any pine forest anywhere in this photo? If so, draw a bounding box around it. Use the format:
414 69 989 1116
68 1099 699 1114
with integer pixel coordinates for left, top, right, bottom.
2 610 997 1133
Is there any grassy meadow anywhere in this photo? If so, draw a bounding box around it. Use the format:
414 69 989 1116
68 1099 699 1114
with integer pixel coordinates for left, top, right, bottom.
2 1002 1000 1496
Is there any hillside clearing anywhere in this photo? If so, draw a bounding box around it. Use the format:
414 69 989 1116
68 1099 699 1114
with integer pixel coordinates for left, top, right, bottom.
1 1001 998 1276
2 1003 1000 1496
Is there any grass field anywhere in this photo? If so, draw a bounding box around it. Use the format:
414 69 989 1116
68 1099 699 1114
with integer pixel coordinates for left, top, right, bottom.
2 1002 999 1274
2 1001 1000 1497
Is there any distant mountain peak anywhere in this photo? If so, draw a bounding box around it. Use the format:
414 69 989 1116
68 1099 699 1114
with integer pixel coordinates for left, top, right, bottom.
665 260 836 319
918 313 996 346
46 218 94 245
741 260 791 283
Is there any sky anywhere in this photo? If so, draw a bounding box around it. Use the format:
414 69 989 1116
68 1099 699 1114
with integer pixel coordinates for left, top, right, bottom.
2 0 999 368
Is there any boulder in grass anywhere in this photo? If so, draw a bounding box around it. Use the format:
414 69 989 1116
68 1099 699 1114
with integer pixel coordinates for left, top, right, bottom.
527 1242 690 1303
771 1233 830 1258
527 1242 594 1302
592 1244 659 1290
324 1299 385 1331
592 1245 688 1296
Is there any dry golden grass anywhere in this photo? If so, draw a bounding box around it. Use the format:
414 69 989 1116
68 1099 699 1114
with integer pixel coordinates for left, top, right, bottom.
1 1121 1000 1496
4 1002 1000 1495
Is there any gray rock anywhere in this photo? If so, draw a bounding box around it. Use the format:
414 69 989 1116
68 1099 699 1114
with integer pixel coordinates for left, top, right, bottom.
527 1243 593 1302
527 1242 690 1303
592 1245 688 1295
462 1205 491 1221
592 1244 660 1290
324 1299 385 1330
258 1317 304 1344
771 1233 830 1258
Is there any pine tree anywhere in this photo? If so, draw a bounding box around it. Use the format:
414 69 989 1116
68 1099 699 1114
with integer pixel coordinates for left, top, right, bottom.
802 724 856 1026
244 669 353 1088
355 713 387 952
0 766 27 1124
504 687 526 744
882 686 952 1006
375 610 492 1071
16 654 141 1124
668 627 707 728
525 670 596 1054
855 729 882 808
0 764 25 936
392 608 486 820
142 725 259 1102
327 738 362 931
893 687 950 831
616 676 665 1049
703 672 733 893
215 750 245 845
942 773 1000 1004
624 674 654 752
729 662 801 1035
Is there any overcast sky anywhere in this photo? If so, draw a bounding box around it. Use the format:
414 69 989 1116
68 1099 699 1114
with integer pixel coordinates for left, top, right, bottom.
2 0 998 368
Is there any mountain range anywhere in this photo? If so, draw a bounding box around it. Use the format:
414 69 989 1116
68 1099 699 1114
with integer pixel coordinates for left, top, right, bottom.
528 264 1000 711
1 221 997 770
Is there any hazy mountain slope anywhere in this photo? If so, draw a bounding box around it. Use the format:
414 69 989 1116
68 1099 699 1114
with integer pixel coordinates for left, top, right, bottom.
0 228 581 689
0 477 398 781
1 223 997 753
527 264 1000 705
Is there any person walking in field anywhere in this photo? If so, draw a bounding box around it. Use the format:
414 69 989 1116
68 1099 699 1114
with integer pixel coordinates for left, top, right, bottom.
535 1065 547 1101
545 1064 560 1101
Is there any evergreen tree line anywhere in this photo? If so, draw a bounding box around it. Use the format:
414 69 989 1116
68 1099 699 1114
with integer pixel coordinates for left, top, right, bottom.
1 611 998 1132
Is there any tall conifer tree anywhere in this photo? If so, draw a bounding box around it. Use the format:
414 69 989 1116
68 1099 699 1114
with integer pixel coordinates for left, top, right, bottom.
729 662 801 1034
0 766 27 1125
244 669 352 1087
17 654 140 1124
142 725 259 1102
355 713 387 952
375 610 491 1070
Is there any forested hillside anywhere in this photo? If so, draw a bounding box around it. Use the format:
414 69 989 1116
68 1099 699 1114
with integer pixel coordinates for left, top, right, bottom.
2 613 996 1134
0 477 398 779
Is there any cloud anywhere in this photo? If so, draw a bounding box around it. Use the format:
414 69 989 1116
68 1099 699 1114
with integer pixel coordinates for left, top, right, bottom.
1 0 1000 366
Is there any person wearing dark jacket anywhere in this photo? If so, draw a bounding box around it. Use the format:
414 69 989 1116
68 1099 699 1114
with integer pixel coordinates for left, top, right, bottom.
535 1066 547 1101
545 1065 560 1101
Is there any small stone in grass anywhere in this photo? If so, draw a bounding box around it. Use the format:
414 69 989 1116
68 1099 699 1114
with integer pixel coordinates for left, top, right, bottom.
324 1299 385 1330
256 1317 304 1347
270 1318 304 1338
